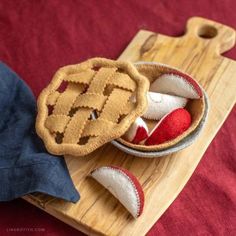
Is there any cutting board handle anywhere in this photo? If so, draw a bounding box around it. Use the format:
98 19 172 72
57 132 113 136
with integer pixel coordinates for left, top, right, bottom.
185 17 236 55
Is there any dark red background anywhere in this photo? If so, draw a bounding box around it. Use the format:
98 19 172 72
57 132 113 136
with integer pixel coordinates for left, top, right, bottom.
0 1 235 235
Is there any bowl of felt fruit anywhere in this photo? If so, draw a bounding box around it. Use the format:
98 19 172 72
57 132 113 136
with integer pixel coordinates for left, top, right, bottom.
112 62 209 158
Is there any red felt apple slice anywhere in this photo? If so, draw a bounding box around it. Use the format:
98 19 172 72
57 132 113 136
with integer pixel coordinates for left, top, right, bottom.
150 72 203 99
145 108 191 145
123 117 149 144
90 166 144 218
143 91 188 120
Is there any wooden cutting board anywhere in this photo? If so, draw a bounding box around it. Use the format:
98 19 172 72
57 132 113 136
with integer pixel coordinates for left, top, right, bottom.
23 17 236 236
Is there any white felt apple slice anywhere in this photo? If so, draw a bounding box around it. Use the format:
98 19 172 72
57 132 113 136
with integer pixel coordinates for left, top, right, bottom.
150 72 203 99
123 117 149 144
143 91 188 120
90 166 144 218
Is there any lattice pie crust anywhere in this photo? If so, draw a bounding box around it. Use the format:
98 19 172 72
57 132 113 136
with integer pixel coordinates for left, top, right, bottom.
36 58 149 156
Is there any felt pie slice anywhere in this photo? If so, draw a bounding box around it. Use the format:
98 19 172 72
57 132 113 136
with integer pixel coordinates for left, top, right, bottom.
123 117 149 144
90 166 144 218
150 72 203 99
145 108 192 145
143 91 188 120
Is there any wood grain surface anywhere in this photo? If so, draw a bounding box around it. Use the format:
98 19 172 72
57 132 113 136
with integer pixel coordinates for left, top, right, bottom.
23 17 236 236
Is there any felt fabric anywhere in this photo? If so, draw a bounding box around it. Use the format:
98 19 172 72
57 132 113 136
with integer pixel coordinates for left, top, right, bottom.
112 91 209 158
91 166 144 218
110 166 145 217
150 72 202 99
119 62 205 152
123 117 149 144
0 1 235 236
145 108 192 145
143 91 188 120
36 58 149 156
0 62 79 203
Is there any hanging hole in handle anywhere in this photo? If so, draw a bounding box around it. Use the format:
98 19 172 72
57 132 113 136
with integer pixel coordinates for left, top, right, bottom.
197 25 218 39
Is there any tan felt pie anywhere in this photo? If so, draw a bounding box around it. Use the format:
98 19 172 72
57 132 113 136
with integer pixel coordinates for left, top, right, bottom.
36 58 149 156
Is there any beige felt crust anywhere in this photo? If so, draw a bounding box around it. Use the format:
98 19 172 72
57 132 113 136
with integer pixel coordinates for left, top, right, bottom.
36 58 149 156
117 63 205 151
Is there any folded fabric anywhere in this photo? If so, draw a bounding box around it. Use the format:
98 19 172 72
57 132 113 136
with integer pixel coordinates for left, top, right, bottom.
0 62 79 202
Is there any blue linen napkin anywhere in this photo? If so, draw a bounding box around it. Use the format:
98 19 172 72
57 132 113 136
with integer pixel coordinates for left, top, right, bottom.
0 62 80 203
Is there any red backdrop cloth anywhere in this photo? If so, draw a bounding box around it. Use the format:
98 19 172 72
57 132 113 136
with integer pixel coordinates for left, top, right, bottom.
0 1 235 235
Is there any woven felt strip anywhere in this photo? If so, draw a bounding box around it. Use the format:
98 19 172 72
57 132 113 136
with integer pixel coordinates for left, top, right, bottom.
88 67 117 93
63 69 95 84
53 83 84 115
99 88 132 123
73 93 107 111
45 115 71 133
47 91 60 106
108 72 136 92
82 119 116 137
63 108 92 143
123 102 136 115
